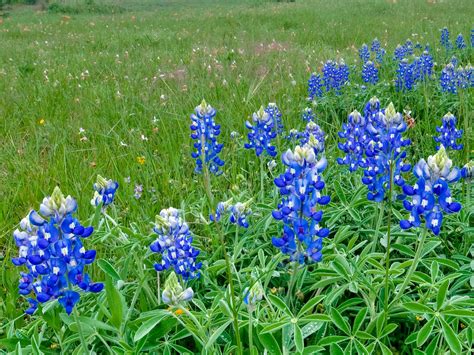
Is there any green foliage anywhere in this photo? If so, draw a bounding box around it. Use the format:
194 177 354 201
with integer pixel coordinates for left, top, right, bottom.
0 0 473 354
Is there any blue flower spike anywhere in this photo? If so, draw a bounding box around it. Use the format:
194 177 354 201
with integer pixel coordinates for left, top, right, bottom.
150 208 201 281
434 112 464 151
12 187 103 315
91 175 119 208
272 144 331 264
244 106 278 158
190 99 225 176
400 146 462 235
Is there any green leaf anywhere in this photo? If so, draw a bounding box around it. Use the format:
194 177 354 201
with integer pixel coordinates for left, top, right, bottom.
98 259 122 281
441 309 474 317
318 335 348 346
331 256 351 280
298 295 325 317
436 280 449 310
268 294 293 316
105 276 125 329
330 308 351 335
353 307 368 333
416 317 436 347
355 331 375 340
205 320 232 350
257 331 281 354
439 317 462 354
421 241 441 258
294 324 304 353
134 312 169 342
430 261 439 283
380 323 398 338
403 302 434 314
261 320 288 334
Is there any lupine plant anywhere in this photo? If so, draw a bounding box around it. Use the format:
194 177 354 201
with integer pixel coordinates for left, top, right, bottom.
434 112 464 150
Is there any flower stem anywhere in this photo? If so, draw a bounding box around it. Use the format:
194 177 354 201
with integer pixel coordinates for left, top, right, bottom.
73 307 88 353
286 261 299 307
248 308 254 352
372 201 385 252
383 162 394 324
217 223 242 354
259 155 265 202
389 228 428 308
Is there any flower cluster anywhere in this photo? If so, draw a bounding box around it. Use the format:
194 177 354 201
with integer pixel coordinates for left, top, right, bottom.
362 61 379 84
440 27 451 50
393 40 414 61
300 120 325 156
244 106 278 157
210 199 252 228
302 107 316 122
272 145 330 264
162 272 194 306
400 146 461 235
190 100 225 175
360 39 385 65
433 112 464 151
359 44 370 63
307 72 323 101
455 34 466 49
91 175 119 208
440 62 473 93
243 280 264 311
395 50 433 91
337 109 369 172
461 161 474 180
12 187 102 315
265 103 284 135
322 59 349 94
150 208 201 280
362 102 411 202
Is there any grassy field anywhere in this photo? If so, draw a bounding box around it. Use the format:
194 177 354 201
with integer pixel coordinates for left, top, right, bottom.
0 0 473 353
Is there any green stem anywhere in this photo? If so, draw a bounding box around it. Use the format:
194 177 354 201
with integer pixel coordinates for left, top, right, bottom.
389 229 428 308
286 261 299 307
259 155 265 202
248 308 254 353
383 162 394 323
372 201 385 252
217 223 243 354
73 307 88 353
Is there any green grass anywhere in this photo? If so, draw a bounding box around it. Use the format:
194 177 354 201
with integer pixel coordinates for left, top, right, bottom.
0 0 473 353
0 0 472 233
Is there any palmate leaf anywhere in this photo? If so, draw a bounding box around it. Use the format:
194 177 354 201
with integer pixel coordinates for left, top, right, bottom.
330 308 351 335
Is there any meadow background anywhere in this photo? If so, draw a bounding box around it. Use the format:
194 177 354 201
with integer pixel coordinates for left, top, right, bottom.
0 0 473 353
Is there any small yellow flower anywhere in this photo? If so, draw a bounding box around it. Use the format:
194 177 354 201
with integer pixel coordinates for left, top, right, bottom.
270 287 278 294
136 156 145 165
174 309 184 316
416 315 423 321
38 118 45 125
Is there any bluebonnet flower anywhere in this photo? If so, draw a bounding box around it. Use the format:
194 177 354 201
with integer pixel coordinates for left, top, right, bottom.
150 208 201 280
362 61 379 84
337 110 369 172
243 280 264 311
272 145 330 264
91 175 119 207
322 60 349 94
265 103 284 135
416 50 434 80
394 44 406 61
307 72 323 101
359 44 370 63
440 62 474 93
471 29 474 47
210 199 252 228
440 27 451 50
400 146 461 235
12 187 102 315
302 107 316 122
455 34 466 49
244 106 277 157
161 272 194 306
395 59 415 91
364 96 382 124
434 112 463 151
362 103 411 202
134 184 143 199
461 161 474 180
371 38 386 64
190 100 225 175
300 120 325 156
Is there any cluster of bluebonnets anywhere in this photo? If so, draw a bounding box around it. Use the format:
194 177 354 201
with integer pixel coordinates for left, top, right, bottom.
11 27 471 327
